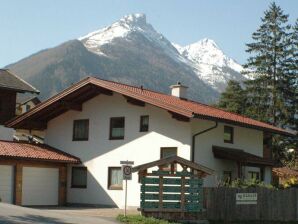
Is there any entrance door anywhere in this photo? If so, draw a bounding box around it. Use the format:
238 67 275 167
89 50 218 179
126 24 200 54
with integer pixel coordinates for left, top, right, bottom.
0 165 14 203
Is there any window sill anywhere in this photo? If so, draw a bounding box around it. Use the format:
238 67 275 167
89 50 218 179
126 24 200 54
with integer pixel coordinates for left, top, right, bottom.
71 185 87 189
108 187 123 190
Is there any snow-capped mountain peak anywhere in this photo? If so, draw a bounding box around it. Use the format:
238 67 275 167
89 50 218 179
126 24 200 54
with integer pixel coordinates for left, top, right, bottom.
79 13 179 59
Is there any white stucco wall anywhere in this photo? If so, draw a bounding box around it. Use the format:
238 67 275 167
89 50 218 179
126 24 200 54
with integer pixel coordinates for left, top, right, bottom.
191 119 265 186
0 125 14 141
44 92 268 207
45 93 191 208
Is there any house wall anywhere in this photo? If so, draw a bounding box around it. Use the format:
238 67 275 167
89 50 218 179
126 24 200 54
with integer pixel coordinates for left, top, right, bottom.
0 90 16 125
45 93 192 208
44 92 269 208
191 119 268 186
0 125 14 141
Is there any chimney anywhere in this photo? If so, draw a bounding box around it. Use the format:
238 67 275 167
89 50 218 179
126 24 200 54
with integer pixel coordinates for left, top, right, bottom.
170 82 188 99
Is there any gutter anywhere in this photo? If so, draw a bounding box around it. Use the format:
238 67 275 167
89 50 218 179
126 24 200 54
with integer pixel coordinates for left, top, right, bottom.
191 113 218 162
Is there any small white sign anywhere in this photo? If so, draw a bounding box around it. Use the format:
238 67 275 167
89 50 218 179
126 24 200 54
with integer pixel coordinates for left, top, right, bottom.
236 193 257 205
122 165 132 180
120 160 134 165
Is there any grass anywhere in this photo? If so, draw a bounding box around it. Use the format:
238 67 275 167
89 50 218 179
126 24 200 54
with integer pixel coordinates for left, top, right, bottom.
117 214 180 224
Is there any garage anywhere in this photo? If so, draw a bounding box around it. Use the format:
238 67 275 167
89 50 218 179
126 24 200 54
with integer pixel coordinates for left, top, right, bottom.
0 165 14 203
22 167 59 206
0 140 80 206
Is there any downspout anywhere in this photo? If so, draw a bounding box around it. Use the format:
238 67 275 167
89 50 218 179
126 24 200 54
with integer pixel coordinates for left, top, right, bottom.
191 115 218 162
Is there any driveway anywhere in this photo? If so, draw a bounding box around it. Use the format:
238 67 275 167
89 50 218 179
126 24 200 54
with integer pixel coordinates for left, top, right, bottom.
0 203 119 224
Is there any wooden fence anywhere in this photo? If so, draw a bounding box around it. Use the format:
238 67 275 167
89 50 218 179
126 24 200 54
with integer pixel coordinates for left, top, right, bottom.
204 187 298 221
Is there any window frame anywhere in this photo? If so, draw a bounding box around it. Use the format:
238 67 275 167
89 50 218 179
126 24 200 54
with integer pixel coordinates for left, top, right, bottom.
72 119 89 141
108 167 123 190
109 117 125 140
139 115 149 132
223 171 232 184
248 171 260 180
224 126 234 144
71 167 87 188
160 147 178 171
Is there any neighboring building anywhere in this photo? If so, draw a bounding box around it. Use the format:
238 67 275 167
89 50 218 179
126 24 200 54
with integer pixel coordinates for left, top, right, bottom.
16 96 41 115
5 77 293 208
15 96 44 143
0 69 39 141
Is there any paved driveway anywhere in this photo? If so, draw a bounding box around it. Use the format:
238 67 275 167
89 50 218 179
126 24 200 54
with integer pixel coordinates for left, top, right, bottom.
0 203 119 224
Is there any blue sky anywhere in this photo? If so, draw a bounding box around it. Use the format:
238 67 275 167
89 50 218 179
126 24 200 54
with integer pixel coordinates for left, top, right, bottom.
1 0 297 67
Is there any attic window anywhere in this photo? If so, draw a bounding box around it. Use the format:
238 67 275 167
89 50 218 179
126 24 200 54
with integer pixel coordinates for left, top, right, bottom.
224 126 234 144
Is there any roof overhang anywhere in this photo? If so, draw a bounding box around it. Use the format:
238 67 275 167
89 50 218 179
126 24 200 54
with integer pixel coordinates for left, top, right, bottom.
212 145 275 166
5 76 295 137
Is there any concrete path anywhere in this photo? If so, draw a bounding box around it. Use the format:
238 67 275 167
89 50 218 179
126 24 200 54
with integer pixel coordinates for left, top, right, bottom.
0 203 119 224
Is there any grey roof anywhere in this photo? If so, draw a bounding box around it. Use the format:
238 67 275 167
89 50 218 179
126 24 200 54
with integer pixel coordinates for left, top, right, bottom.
0 69 39 93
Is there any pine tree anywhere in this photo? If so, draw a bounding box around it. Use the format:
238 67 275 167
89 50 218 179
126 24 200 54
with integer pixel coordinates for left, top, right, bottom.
243 2 292 127
243 2 296 163
217 80 246 114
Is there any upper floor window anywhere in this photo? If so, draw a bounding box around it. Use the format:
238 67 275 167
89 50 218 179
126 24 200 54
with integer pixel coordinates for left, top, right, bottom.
73 119 89 141
109 117 125 140
224 126 234 144
71 167 87 188
140 115 149 132
26 104 31 112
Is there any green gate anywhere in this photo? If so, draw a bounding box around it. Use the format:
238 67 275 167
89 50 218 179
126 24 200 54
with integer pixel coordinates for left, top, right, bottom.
133 156 213 220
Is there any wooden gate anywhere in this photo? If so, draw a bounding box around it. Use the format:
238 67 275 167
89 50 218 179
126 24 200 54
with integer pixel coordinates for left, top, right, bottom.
133 156 213 220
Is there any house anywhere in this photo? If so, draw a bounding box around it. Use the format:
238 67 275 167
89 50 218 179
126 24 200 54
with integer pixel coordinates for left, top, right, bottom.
0 69 81 206
0 69 39 141
5 77 293 208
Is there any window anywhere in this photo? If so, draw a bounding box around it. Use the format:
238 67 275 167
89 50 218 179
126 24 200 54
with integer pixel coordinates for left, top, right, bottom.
140 115 149 132
73 119 89 141
26 104 31 112
108 167 123 190
248 171 260 180
160 147 177 171
223 171 232 184
71 167 87 188
224 126 234 143
109 117 125 140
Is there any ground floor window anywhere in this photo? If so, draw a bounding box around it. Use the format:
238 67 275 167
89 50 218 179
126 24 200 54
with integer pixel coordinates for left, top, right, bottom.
160 147 177 171
71 167 87 188
223 171 232 184
108 167 123 190
248 171 260 180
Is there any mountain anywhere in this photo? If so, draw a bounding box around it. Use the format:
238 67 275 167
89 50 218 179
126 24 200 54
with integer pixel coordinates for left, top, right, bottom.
173 39 245 92
6 13 245 103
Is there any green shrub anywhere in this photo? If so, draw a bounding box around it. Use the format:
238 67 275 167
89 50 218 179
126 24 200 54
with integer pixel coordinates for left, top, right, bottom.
117 214 180 224
219 178 275 189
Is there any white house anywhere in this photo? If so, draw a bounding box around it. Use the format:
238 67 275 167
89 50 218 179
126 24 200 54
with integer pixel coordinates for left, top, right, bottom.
5 77 293 208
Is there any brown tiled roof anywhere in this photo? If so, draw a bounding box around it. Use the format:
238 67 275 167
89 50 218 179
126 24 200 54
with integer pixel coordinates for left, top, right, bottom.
0 69 39 93
212 145 275 166
273 167 298 178
0 140 80 163
6 77 294 136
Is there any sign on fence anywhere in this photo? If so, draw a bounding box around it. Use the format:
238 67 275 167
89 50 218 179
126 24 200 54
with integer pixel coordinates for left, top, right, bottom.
236 193 257 205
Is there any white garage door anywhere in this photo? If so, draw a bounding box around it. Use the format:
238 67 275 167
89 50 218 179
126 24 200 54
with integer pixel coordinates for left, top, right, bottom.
0 165 14 203
22 167 59 206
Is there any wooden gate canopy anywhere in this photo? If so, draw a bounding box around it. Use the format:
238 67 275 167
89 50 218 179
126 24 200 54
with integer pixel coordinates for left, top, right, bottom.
132 155 214 177
133 156 213 220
